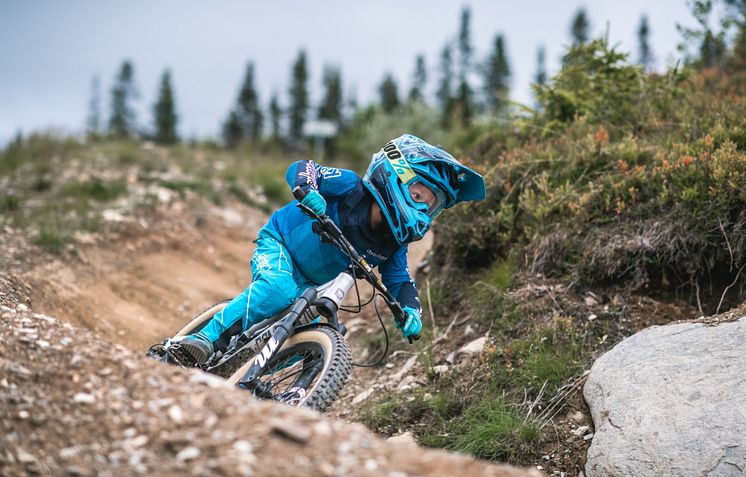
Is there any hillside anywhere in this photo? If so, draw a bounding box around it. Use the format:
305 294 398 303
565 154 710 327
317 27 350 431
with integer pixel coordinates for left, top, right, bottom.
2 36 746 477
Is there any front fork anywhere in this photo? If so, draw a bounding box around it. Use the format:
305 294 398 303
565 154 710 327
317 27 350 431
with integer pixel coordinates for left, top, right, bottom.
239 287 318 396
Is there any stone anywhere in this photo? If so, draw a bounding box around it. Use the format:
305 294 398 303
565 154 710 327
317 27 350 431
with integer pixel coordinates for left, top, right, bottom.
176 446 200 461
446 336 488 364
584 317 746 477
270 419 312 444
386 432 418 448
73 393 96 404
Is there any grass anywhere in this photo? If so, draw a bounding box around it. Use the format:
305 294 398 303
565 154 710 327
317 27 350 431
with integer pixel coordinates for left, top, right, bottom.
449 399 540 461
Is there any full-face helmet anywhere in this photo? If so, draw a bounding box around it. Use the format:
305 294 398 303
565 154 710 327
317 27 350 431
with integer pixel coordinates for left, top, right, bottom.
362 134 486 245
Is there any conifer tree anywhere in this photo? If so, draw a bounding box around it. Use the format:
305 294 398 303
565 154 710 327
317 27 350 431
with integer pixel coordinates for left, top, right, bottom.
408 54 427 103
87 75 101 138
237 62 263 141
379 73 400 113
288 50 309 145
109 60 138 139
269 92 282 141
483 33 511 116
455 6 474 125
222 110 243 148
535 45 547 88
318 65 343 124
638 14 654 71
152 70 178 144
436 43 455 127
570 8 590 46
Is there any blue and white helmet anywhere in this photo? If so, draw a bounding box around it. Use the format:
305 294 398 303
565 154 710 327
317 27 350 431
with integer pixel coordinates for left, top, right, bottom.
362 134 486 245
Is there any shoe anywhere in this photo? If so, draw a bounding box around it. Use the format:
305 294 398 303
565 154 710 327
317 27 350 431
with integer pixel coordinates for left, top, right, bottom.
178 334 214 365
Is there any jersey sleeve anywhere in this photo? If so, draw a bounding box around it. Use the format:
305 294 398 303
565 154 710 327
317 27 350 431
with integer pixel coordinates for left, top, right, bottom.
285 160 359 199
379 246 421 312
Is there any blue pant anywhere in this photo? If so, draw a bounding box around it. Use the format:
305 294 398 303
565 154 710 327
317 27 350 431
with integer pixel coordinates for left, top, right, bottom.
198 231 311 344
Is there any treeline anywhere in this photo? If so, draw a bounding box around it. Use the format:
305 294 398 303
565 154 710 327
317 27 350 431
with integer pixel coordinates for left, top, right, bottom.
85 2 746 149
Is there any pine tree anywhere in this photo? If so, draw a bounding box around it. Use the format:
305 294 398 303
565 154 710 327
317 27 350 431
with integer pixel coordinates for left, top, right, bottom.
237 62 263 141
455 6 474 125
408 54 427 103
288 50 309 145
318 65 343 124
86 75 101 138
109 60 138 139
570 8 590 46
379 73 400 113
269 92 282 141
436 43 455 127
535 45 547 88
222 110 243 148
152 70 178 144
638 14 654 71
483 33 511 116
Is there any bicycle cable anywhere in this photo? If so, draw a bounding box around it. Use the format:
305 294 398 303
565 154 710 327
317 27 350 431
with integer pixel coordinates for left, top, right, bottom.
335 245 391 368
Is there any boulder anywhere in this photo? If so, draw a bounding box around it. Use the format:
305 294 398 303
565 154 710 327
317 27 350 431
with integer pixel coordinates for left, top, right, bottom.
584 317 746 477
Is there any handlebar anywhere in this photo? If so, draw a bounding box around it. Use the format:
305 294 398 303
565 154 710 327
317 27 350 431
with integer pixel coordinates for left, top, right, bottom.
293 186 419 343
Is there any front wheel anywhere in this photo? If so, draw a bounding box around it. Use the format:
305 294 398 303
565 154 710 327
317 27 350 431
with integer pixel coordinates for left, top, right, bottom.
226 325 351 412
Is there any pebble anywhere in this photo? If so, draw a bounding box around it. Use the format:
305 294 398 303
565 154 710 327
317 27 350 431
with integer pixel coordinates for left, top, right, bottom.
130 435 149 448
270 420 312 444
570 425 589 437
60 337 73 346
232 440 253 454
17 447 36 464
167 404 183 423
176 446 201 461
73 392 96 404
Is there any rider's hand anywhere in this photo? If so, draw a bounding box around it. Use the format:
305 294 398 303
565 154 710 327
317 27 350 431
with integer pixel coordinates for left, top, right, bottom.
397 306 422 339
301 189 327 216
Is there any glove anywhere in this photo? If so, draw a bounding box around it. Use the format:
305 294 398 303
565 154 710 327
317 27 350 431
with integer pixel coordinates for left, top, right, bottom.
397 306 422 339
301 189 326 216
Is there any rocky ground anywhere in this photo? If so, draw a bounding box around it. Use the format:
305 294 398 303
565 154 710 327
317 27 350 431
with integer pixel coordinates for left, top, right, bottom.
0 196 543 476
0 302 541 477
0 187 708 477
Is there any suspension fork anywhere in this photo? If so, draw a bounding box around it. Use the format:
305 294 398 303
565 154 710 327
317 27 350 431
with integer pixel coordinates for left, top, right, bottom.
238 287 318 397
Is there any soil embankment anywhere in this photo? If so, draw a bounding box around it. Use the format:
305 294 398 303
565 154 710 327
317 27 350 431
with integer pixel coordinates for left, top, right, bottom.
2 201 534 476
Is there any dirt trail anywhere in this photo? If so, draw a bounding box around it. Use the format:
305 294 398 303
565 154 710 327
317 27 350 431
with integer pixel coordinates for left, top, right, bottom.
0 200 543 476
22 203 262 351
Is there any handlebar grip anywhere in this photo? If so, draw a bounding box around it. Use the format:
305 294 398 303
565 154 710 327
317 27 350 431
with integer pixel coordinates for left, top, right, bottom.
292 186 308 202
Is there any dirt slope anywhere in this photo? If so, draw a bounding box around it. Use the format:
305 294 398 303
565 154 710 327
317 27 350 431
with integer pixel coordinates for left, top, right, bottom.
1 200 542 476
0 303 540 477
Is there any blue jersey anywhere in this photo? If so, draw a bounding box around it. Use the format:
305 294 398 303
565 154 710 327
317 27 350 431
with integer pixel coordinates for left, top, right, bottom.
260 160 420 311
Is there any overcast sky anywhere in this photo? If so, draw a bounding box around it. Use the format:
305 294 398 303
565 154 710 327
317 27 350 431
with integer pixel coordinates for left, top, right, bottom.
1 1 695 145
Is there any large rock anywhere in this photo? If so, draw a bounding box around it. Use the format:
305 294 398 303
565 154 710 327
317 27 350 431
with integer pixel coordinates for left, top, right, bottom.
584 317 746 477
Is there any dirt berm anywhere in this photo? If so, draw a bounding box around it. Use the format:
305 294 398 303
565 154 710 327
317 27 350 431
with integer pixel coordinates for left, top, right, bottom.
0 304 540 477
0 202 541 477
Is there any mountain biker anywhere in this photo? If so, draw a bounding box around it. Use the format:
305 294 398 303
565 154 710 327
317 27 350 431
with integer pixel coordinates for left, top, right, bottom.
177 134 486 365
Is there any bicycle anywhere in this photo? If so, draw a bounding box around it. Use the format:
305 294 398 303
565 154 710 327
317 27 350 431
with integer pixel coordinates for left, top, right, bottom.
147 187 419 411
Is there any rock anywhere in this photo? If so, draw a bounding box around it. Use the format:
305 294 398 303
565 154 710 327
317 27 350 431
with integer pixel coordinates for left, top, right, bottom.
352 388 375 405
72 393 96 404
390 355 418 383
386 432 418 448
176 446 200 461
167 404 183 423
270 419 312 444
432 364 449 374
446 336 488 364
584 317 746 477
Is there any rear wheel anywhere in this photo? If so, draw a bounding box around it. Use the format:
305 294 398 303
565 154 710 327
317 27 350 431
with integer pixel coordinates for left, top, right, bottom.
226 325 351 412
174 299 231 337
